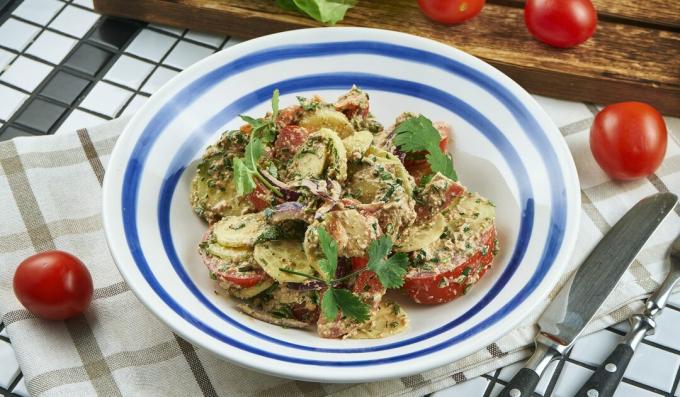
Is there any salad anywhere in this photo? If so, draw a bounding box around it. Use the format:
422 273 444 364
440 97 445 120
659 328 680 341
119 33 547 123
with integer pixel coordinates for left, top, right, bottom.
191 87 497 339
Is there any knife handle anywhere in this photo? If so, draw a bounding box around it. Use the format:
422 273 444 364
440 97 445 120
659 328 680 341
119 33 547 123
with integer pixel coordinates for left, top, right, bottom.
498 368 540 397
499 342 559 397
575 344 634 397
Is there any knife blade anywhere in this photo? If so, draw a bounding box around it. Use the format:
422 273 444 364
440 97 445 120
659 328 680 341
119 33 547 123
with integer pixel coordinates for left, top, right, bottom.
499 192 678 397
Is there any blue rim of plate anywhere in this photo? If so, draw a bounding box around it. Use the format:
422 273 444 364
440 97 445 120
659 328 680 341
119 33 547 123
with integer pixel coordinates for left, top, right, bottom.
121 40 567 365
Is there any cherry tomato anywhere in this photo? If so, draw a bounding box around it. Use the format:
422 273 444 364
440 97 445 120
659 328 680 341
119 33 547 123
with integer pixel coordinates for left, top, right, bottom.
524 0 597 48
590 102 667 181
221 269 267 288
13 251 93 320
404 227 495 304
418 0 485 24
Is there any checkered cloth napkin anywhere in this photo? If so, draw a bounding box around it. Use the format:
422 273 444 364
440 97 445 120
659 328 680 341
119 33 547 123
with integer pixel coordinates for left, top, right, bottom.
1 110 679 397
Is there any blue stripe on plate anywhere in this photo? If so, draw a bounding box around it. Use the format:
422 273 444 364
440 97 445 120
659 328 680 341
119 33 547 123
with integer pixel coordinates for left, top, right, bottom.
158 73 533 353
121 41 567 365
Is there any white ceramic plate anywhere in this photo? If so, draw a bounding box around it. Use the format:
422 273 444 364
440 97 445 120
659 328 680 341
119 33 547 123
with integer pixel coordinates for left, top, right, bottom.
102 27 580 383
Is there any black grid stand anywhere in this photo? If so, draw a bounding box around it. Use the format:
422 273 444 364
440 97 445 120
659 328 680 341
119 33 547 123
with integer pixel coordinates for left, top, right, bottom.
1 1 680 396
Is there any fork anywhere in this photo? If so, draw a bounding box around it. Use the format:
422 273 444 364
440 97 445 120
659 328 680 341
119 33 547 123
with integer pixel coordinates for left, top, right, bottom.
575 233 680 397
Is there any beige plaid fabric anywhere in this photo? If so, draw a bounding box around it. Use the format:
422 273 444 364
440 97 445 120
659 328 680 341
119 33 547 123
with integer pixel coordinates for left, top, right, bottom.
1 107 679 397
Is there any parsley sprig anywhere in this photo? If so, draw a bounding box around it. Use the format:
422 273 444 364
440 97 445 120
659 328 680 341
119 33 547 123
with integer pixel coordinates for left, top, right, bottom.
393 115 458 181
280 228 409 322
233 90 282 197
240 89 280 143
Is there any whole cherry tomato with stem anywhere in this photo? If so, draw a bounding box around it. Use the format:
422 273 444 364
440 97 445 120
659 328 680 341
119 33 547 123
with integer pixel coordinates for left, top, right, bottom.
13 250 93 320
524 0 597 48
590 102 667 181
418 0 486 25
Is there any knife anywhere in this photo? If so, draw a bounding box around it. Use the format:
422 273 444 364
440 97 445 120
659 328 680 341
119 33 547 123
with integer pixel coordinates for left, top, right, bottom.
498 192 678 397
575 233 680 397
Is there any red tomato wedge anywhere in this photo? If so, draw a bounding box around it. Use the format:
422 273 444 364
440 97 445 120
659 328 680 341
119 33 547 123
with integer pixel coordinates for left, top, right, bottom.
414 181 465 219
274 125 309 158
246 183 271 212
221 269 267 288
353 271 383 294
350 256 369 271
404 227 496 304
350 257 383 294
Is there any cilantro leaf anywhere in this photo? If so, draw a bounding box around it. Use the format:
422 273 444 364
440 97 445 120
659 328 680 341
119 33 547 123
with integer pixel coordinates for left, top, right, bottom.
317 227 337 280
233 137 264 196
276 0 356 25
393 115 439 152
321 287 338 321
239 90 280 143
393 115 458 181
333 288 370 322
426 150 457 181
366 235 409 289
320 287 370 322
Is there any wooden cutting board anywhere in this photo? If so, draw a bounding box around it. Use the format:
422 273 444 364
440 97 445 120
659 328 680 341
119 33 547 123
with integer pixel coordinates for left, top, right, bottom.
93 0 680 116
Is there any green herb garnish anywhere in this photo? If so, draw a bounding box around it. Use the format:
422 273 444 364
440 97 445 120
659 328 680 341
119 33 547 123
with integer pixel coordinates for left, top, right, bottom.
240 89 279 143
279 228 409 323
393 115 457 181
233 90 283 197
275 0 356 25
366 235 409 289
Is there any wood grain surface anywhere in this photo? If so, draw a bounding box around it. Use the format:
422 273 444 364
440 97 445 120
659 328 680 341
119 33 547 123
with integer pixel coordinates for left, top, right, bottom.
94 0 680 116
495 0 680 29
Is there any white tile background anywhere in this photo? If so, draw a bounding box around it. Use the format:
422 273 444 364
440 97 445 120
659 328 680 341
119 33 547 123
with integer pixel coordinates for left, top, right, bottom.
1 1 680 397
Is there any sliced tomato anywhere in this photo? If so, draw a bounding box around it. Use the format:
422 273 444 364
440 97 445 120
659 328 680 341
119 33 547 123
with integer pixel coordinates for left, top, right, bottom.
404 159 432 184
349 256 383 294
353 271 383 294
221 269 267 288
404 227 496 304
246 183 270 212
439 135 449 152
434 121 451 152
414 180 465 219
275 105 304 127
350 256 369 271
274 125 310 158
